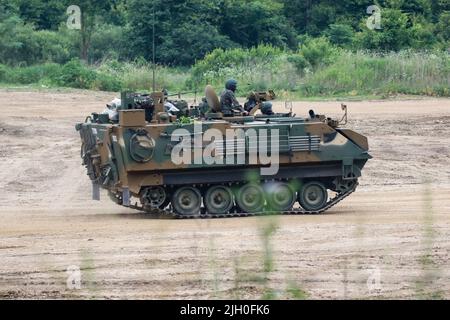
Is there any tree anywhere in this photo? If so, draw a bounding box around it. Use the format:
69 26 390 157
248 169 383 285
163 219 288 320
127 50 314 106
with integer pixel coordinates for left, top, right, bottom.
220 0 297 48
74 1 117 62
325 23 355 46
15 0 67 30
281 0 367 36
435 11 450 44
0 0 19 21
127 0 234 65
355 8 412 51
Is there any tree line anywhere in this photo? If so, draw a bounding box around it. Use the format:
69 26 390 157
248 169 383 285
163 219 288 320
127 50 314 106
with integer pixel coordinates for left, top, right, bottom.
0 0 449 67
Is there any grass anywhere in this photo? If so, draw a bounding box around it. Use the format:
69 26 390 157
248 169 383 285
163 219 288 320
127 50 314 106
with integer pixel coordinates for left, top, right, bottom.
302 51 449 97
189 46 449 98
0 48 448 99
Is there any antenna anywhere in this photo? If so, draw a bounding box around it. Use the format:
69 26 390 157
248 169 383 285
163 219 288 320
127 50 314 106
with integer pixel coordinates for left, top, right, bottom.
152 1 156 93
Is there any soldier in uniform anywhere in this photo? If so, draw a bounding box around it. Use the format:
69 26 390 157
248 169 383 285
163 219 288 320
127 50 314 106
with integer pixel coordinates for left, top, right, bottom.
220 79 248 116
244 93 274 116
198 97 210 116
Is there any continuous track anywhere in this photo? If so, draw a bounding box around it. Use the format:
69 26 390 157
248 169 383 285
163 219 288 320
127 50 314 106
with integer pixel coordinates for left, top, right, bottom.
129 182 358 219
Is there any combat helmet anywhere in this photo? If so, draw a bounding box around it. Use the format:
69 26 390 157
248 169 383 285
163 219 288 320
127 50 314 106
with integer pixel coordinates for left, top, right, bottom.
225 79 238 92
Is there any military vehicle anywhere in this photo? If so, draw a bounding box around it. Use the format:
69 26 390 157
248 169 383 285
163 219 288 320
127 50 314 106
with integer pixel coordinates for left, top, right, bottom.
76 87 371 218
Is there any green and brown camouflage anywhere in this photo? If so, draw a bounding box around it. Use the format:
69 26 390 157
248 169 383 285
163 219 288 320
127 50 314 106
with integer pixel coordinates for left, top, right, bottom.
76 88 371 218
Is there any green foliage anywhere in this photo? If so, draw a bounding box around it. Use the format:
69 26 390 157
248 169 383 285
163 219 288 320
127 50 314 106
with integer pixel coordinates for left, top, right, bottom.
300 50 450 97
57 59 96 88
127 0 234 66
1 0 449 67
0 59 123 91
0 64 7 81
0 0 19 20
409 19 436 49
52 59 123 91
282 0 366 35
0 63 61 84
91 72 122 92
157 22 235 66
15 0 67 30
220 0 297 48
436 11 450 43
33 29 78 64
299 37 340 69
177 116 194 125
0 0 449 97
189 45 289 92
353 6 442 51
286 54 308 73
188 44 449 98
0 16 76 66
104 59 189 92
88 24 127 63
326 24 355 46
0 16 40 66
355 8 412 51
0 58 190 92
1 48 448 97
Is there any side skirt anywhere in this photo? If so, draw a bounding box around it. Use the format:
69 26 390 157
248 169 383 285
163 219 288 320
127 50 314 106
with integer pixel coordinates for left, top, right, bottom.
161 162 344 186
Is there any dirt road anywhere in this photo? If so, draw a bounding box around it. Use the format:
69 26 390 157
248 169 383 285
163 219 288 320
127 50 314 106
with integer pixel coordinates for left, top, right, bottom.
0 89 449 299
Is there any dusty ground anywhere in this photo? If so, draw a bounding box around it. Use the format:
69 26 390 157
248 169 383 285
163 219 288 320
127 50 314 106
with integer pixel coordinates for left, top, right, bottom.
0 89 449 299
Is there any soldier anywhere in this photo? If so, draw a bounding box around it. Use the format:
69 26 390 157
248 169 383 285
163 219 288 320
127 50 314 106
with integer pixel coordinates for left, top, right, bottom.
198 97 210 116
220 79 248 116
260 102 274 115
102 98 121 121
244 92 274 116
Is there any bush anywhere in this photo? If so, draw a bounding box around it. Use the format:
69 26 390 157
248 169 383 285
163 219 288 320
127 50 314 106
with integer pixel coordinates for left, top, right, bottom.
189 45 285 89
355 8 412 51
0 64 9 82
33 29 77 64
298 36 340 69
0 16 77 66
0 63 61 85
299 50 450 97
0 49 448 98
91 72 123 92
119 62 189 92
325 24 354 47
0 16 40 66
436 12 450 43
57 59 97 89
89 24 127 63
287 54 308 73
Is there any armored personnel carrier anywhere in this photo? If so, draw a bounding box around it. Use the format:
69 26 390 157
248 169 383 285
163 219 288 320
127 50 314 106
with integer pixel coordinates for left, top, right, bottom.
76 87 371 218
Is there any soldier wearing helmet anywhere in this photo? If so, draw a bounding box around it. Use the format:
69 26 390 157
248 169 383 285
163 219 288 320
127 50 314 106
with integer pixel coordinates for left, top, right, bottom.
244 91 275 116
220 79 248 116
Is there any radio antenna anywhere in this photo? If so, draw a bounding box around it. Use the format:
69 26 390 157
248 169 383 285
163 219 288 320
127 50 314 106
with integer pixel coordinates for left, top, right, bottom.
152 1 156 93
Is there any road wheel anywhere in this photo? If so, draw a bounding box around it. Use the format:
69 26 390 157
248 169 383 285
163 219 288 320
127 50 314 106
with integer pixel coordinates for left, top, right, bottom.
172 187 202 216
236 183 265 213
298 181 328 212
141 186 167 209
265 182 296 212
204 185 234 214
